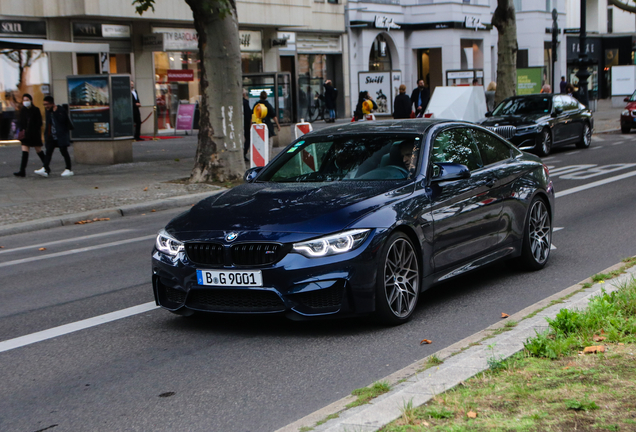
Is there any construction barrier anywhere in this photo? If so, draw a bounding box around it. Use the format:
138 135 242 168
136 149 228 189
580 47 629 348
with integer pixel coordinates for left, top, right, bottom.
294 121 313 139
250 123 269 168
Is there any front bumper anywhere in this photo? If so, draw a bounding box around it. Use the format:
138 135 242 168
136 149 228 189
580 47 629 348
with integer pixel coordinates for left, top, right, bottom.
508 130 541 151
152 229 388 319
620 114 634 129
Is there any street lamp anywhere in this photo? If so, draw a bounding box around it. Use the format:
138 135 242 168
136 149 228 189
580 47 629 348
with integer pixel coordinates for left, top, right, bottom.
575 0 591 107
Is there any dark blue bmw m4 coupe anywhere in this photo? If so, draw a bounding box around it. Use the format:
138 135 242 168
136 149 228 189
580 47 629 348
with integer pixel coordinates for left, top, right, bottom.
152 119 554 325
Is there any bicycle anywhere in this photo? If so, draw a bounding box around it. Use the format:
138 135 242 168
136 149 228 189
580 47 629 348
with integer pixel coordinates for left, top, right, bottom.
305 96 325 123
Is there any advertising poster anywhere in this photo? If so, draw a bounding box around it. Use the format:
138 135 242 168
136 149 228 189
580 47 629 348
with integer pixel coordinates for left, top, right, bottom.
68 76 110 139
175 103 196 131
111 75 133 138
517 67 544 95
358 72 392 115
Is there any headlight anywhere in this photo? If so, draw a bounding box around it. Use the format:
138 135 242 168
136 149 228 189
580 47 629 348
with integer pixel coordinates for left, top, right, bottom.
622 109 630 116
515 124 541 134
156 229 184 256
293 229 371 258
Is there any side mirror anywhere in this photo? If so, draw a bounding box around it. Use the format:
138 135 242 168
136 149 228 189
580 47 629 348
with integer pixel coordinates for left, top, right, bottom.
552 107 563 117
431 163 471 182
243 166 264 183
485 111 492 117
624 97 630 102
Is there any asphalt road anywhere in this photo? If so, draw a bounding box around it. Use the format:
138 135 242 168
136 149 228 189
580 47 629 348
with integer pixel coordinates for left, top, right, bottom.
1 132 636 432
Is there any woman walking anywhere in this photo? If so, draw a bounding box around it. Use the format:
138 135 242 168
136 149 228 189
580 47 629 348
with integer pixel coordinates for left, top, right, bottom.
14 94 46 177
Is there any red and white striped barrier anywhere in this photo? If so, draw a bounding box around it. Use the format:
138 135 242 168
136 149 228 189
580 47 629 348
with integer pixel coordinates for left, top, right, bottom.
294 121 313 139
250 123 269 168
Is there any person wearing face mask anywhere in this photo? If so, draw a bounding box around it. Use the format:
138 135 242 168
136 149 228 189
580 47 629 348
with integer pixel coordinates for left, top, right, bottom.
14 94 46 177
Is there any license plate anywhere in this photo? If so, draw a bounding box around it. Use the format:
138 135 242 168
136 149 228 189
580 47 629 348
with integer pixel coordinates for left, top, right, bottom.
196 270 262 287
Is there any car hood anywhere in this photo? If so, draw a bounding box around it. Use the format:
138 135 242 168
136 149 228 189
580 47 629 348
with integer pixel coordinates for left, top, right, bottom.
480 113 548 127
166 181 414 236
625 102 636 110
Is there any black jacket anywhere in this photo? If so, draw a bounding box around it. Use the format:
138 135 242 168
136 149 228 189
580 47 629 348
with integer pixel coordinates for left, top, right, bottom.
410 87 430 115
132 90 141 122
324 84 337 110
18 106 43 147
393 94 411 119
45 105 71 147
253 100 276 137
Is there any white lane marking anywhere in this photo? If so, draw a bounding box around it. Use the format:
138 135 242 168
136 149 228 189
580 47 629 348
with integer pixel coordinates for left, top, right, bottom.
556 169 636 198
613 141 625 146
0 229 135 255
560 164 636 180
542 156 558 162
553 227 564 232
0 235 156 268
0 302 159 353
591 146 602 150
568 151 580 155
593 136 605 142
548 164 596 176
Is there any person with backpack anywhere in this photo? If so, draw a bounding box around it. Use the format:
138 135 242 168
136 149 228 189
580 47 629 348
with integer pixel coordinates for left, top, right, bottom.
252 91 280 158
35 96 74 177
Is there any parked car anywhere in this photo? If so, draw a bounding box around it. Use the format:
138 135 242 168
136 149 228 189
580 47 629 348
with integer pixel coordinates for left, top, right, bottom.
479 94 593 156
620 90 636 134
152 120 554 325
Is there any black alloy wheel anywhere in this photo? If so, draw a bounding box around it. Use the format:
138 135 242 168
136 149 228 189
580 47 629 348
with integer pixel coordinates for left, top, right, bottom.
516 197 552 271
576 123 592 149
537 128 552 156
621 125 631 134
376 232 420 325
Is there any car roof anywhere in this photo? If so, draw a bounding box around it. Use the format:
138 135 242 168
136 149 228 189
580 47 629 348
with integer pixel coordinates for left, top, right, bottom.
503 94 554 100
304 119 473 138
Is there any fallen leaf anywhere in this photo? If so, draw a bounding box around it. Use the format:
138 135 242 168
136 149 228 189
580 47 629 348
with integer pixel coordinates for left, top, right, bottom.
501 312 509 318
593 335 606 342
143 187 148 191
562 366 570 370
0 246 4 249
619 343 625 346
141 213 146 216
420 339 432 345
467 411 477 419
151 209 156 212
583 345 606 354
421 420 430 426
601 329 606 334
38 247 46 251
94 186 99 189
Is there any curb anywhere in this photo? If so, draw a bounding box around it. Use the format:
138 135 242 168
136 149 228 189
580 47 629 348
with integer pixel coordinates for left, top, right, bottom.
0 189 225 237
278 259 634 432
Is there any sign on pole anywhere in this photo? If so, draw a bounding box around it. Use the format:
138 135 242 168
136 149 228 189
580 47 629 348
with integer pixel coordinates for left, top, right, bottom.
250 123 269 168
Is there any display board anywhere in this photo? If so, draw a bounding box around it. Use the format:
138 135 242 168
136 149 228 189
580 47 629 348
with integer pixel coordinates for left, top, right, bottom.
67 76 110 139
175 103 196 132
517 67 545 95
111 75 134 138
358 71 392 115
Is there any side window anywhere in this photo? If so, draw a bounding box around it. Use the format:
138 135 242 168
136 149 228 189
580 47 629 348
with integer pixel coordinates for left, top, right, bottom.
471 129 512 166
553 96 564 113
431 128 483 171
563 96 578 111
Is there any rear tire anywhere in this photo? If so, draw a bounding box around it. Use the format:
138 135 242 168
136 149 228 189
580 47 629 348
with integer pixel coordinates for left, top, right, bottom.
576 123 592 149
515 197 552 271
375 232 420 325
536 128 552 156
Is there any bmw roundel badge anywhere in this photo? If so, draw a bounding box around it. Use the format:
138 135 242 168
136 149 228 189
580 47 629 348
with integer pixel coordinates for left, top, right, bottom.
226 232 239 242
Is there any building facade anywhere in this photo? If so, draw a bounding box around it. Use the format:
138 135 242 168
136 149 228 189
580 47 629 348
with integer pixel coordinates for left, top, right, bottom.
346 0 567 116
0 0 347 139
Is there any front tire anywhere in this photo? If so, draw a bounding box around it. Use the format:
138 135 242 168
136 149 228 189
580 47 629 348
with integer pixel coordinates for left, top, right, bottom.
375 232 420 325
536 128 552 156
516 198 552 271
621 125 630 134
576 123 592 149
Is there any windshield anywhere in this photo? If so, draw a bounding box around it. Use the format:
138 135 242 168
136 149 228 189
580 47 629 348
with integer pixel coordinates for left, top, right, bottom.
629 90 636 102
492 97 552 116
257 134 421 183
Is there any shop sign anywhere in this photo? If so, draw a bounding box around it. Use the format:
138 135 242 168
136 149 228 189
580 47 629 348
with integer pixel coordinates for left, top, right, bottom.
374 16 400 31
168 69 195 82
175 103 196 131
358 71 392 115
447 71 474 80
142 34 164 52
102 24 131 38
566 36 601 62
297 34 341 53
153 27 199 51
0 20 47 37
239 31 262 52
464 16 486 30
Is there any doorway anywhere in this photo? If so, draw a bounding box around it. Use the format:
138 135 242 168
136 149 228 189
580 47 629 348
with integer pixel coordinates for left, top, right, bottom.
417 48 442 93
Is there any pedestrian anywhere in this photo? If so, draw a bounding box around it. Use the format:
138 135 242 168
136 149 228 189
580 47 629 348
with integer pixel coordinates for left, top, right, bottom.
540 84 552 94
131 80 142 141
393 84 411 119
323 80 338 122
410 79 430 117
34 96 73 177
566 84 575 97
472 78 479 86
354 91 377 121
243 89 251 162
560 76 567 94
13 94 47 178
485 81 497 112
252 91 280 158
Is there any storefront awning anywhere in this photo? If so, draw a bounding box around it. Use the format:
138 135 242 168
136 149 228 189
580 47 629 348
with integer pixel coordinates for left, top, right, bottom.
0 38 109 53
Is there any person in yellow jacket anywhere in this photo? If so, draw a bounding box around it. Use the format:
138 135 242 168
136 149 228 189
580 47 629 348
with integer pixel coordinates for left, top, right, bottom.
252 91 280 157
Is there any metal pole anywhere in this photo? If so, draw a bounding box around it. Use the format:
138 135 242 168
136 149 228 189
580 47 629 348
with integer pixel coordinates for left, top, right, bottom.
575 0 590 107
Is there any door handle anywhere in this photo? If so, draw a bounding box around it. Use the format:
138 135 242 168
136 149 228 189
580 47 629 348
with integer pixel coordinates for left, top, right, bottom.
480 178 496 188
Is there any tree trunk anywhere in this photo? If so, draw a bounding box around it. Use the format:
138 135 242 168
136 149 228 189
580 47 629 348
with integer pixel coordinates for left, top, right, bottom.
185 0 245 183
493 0 518 106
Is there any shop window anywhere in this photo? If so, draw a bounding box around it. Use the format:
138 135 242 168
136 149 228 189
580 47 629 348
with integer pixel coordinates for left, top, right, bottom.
368 34 392 71
517 50 529 68
0 49 50 140
242 52 263 74
77 53 100 75
109 54 132 74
